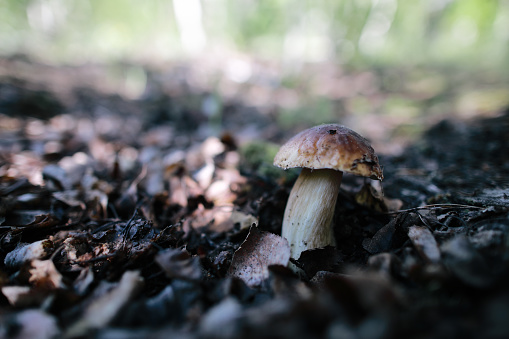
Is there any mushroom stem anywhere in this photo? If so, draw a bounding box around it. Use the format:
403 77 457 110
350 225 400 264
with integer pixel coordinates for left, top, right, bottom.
282 168 343 260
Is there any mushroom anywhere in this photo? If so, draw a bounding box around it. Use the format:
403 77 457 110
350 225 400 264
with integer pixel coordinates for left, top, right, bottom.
274 124 383 260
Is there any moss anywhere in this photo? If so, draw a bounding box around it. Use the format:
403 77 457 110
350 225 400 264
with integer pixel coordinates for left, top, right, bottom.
239 141 300 182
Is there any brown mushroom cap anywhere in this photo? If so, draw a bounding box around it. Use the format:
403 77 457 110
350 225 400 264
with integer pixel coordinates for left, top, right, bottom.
273 124 383 180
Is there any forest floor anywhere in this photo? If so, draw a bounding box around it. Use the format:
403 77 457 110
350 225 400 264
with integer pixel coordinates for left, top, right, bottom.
0 55 509 339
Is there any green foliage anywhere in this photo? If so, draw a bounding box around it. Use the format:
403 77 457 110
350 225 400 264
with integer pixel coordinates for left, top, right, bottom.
278 96 335 129
0 0 507 71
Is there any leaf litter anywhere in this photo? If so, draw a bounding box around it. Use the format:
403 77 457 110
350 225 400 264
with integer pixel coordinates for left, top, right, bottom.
0 58 509 338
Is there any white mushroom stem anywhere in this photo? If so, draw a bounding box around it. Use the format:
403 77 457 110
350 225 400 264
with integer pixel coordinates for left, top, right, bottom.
282 168 343 260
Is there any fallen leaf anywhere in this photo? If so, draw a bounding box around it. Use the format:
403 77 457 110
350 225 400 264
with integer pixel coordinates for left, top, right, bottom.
184 205 236 233
155 248 203 281
469 229 504 250
65 270 144 337
73 267 95 296
199 297 242 339
1 286 48 307
0 309 60 339
383 196 404 213
230 211 258 230
113 285 179 327
29 259 66 289
228 226 290 287
441 236 495 288
367 253 402 280
9 211 58 228
408 226 441 263
297 246 344 278
42 164 72 190
53 190 86 208
362 221 395 255
355 184 388 212
311 271 402 318
4 240 54 269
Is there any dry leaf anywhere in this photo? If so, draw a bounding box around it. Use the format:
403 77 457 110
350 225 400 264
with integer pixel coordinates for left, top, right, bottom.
441 236 495 288
29 259 65 289
1 286 47 307
362 221 396 255
73 267 95 296
4 240 54 269
355 184 387 212
355 183 403 213
155 248 202 281
230 211 258 230
199 297 242 338
53 190 85 208
183 205 235 232
0 309 60 339
408 226 441 263
65 270 144 337
228 226 290 287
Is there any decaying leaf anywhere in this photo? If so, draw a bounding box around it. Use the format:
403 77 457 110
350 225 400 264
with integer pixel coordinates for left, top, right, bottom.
42 164 72 190
199 297 242 339
408 226 441 263
155 248 203 281
72 267 95 296
362 221 396 255
310 270 403 317
297 247 343 278
441 236 496 288
2 55 509 339
52 190 85 208
29 259 66 289
228 226 290 287
1 286 48 307
0 309 61 339
4 240 54 269
355 184 388 212
65 270 144 337
367 252 402 280
230 211 258 230
9 212 59 229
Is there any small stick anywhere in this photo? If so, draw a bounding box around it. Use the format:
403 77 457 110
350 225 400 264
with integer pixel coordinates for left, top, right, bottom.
386 203 483 215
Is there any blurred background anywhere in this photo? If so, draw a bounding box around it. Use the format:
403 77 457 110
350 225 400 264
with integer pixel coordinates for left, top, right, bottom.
1 0 508 154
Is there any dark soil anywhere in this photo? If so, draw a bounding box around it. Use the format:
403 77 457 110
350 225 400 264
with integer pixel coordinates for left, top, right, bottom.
1 56 508 339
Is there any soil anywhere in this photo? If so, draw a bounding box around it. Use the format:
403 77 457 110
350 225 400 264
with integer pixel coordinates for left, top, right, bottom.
0 56 508 339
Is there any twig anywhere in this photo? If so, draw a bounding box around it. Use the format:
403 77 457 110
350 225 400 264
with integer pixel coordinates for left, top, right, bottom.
386 203 483 215
70 253 117 264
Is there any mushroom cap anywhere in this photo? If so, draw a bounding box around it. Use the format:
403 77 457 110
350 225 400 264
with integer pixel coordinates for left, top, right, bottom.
274 124 383 180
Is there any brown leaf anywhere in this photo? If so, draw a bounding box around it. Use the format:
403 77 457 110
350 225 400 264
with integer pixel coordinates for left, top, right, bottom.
27 214 60 228
228 226 290 287
183 205 236 233
29 259 65 290
355 183 388 212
